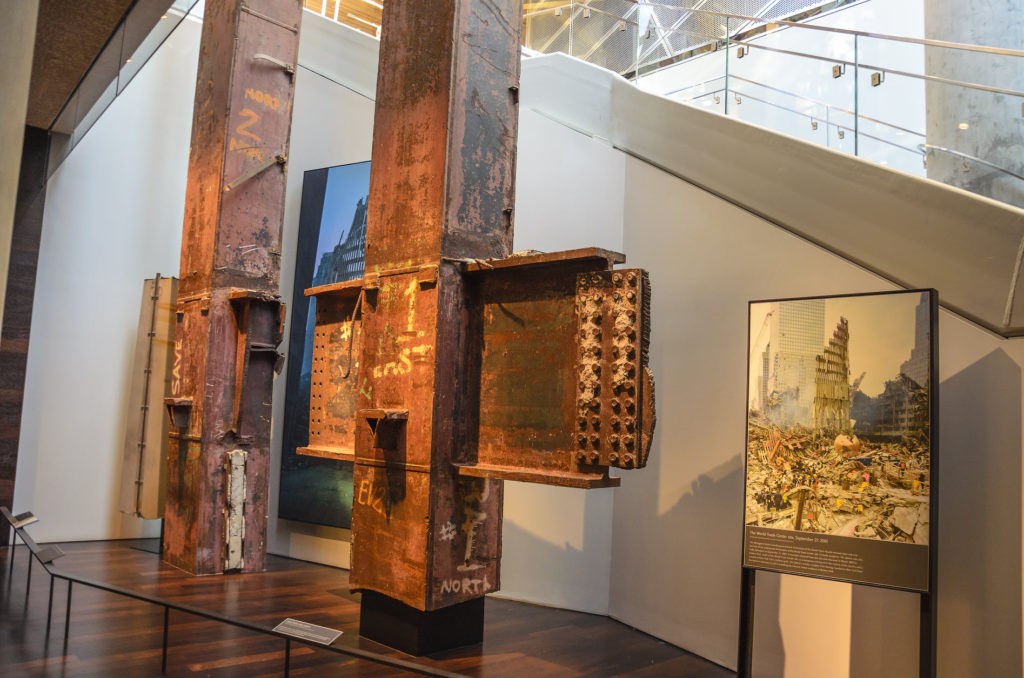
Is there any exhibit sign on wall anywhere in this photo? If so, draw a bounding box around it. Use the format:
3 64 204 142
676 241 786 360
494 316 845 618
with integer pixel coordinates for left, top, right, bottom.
278 161 370 529
742 289 936 592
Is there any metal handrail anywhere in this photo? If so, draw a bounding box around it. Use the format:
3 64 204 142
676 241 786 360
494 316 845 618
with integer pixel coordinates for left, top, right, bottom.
684 87 924 157
546 0 1024 58
667 73 925 139
732 38 1024 99
918 144 1024 184
527 2 1024 99
666 83 1024 185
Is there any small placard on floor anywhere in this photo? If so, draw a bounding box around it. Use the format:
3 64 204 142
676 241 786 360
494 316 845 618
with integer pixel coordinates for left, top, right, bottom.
273 618 343 645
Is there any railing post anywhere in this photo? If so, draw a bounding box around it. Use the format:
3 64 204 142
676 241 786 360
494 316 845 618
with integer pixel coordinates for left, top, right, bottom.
46 574 55 633
63 580 73 643
854 34 860 156
162 606 170 672
724 17 731 115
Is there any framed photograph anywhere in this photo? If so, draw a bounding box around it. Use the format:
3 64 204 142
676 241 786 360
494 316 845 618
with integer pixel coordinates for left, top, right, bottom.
742 289 936 592
278 161 371 528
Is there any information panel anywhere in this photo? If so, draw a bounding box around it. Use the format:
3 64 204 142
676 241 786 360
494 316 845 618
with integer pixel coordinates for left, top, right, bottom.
742 290 935 592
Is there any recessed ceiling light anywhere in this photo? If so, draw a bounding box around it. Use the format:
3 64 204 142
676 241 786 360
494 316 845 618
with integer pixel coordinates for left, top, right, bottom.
958 122 969 130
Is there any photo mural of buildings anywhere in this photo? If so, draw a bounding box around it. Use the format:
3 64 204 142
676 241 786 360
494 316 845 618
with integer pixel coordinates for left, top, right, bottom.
278 161 370 528
743 291 934 591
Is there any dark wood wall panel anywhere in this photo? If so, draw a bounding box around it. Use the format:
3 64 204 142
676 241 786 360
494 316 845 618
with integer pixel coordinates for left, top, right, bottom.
0 126 49 543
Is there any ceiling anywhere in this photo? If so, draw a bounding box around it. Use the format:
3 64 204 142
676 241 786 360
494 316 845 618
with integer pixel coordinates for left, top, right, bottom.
26 0 136 130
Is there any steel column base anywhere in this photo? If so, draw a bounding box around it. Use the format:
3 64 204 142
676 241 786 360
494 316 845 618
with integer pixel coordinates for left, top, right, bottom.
358 591 484 655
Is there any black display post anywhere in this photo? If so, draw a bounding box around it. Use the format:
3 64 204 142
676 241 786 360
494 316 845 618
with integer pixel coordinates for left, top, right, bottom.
737 290 939 678
737 569 937 678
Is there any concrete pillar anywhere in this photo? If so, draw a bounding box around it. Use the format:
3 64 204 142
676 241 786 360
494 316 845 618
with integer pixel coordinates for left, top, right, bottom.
924 1 1024 208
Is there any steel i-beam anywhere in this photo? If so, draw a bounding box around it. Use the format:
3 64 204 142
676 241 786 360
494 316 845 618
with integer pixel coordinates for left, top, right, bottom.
163 0 302 575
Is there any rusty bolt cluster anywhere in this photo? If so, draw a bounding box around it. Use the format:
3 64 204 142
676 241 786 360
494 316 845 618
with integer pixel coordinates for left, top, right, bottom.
574 268 647 470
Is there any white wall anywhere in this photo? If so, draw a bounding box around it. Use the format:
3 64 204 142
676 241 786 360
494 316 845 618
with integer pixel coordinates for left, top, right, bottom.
12 16 197 542
606 153 1023 676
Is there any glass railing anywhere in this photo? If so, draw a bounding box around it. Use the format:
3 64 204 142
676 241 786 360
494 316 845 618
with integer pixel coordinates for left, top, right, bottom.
523 1 1024 210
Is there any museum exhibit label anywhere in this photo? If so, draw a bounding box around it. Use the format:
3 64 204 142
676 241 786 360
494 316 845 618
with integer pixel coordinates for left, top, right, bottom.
743 290 936 592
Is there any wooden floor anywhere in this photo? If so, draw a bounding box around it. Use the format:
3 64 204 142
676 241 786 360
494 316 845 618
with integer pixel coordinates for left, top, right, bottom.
0 540 733 677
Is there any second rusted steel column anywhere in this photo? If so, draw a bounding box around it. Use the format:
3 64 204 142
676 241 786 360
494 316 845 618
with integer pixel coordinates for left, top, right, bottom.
351 0 522 648
163 0 302 575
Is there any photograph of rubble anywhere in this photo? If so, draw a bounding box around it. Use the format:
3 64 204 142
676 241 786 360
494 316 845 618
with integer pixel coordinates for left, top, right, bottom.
743 290 935 591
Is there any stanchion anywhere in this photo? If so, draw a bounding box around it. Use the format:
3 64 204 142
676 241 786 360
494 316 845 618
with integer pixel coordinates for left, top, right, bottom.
63 580 73 644
162 606 170 672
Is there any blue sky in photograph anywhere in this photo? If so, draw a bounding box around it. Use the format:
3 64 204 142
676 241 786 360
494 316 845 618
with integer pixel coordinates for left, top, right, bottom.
316 161 371 263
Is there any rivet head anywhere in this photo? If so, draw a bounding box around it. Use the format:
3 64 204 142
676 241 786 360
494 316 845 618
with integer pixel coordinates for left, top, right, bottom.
589 451 600 463
611 399 621 413
609 452 619 463
613 273 622 284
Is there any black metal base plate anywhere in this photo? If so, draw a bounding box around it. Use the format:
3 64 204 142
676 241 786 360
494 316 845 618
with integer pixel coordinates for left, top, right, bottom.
358 590 485 655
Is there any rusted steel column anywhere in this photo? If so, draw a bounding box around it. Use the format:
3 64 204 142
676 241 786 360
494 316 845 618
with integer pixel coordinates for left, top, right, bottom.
350 0 523 614
163 0 301 575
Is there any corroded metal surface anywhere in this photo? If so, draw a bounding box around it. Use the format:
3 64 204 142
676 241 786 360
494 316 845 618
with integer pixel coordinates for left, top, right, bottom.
163 0 301 575
296 280 363 460
303 0 656 618
574 268 655 470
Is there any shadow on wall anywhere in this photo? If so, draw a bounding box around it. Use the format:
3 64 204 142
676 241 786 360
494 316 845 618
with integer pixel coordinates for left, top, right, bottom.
945 348 1018 675
750 570 786 678
851 348 1022 676
613 448 753 666
499 487 615 613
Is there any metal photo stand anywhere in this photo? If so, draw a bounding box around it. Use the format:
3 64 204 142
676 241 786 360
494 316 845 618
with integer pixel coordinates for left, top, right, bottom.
737 290 939 678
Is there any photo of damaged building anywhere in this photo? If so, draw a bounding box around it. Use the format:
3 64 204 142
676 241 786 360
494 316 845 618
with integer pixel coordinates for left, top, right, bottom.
745 292 931 545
